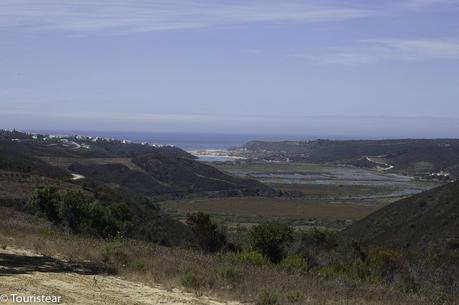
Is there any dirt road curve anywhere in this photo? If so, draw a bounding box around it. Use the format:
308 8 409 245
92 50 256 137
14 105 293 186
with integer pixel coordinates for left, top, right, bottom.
0 248 243 305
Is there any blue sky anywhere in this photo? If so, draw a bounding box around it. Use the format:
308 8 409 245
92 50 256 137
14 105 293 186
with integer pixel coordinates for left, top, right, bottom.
1 0 459 137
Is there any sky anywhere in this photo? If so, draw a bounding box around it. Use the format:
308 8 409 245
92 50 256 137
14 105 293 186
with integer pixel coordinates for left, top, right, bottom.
1 0 459 138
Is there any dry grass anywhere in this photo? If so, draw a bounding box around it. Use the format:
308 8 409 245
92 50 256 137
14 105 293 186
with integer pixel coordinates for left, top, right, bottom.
162 197 380 220
0 170 84 199
272 183 396 198
38 156 146 172
0 207 439 305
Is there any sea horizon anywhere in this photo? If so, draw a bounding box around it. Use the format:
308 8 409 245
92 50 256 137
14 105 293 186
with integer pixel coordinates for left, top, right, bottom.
22 129 459 151
25 129 307 151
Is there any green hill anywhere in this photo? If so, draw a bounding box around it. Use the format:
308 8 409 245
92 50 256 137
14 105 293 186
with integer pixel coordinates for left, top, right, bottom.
0 130 275 197
239 139 459 178
0 129 275 246
338 181 459 292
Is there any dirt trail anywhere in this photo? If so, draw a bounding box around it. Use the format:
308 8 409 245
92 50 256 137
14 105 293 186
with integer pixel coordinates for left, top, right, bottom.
0 248 243 305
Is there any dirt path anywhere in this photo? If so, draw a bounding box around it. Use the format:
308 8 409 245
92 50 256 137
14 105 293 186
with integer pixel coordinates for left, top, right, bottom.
0 248 243 305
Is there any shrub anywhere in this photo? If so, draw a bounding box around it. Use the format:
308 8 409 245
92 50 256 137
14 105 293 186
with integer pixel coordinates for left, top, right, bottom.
100 234 129 268
286 291 304 303
59 191 91 233
186 212 227 252
181 269 207 291
28 188 130 238
90 201 129 238
300 227 337 251
231 250 269 267
369 248 405 283
28 187 61 224
317 260 373 283
217 266 240 283
318 249 410 286
249 222 293 263
256 289 279 305
280 255 308 274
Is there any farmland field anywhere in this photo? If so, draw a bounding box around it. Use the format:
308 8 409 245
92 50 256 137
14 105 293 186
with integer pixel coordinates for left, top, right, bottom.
161 161 441 230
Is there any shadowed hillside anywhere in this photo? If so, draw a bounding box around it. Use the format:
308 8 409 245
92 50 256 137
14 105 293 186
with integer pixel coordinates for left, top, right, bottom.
237 139 459 178
338 181 459 294
0 129 275 197
339 181 459 251
0 129 275 247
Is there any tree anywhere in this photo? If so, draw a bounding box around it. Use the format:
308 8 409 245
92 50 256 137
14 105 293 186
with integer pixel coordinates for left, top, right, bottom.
28 187 62 224
249 222 294 263
89 201 130 238
58 191 91 233
186 212 226 252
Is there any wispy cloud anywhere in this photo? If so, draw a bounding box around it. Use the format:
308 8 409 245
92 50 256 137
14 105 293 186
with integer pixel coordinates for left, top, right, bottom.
1 1 456 33
0 0 381 33
396 0 459 10
295 39 459 65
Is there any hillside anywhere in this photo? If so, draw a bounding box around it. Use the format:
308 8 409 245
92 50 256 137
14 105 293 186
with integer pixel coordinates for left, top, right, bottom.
0 129 274 246
338 181 459 291
0 129 274 197
236 139 459 178
339 181 459 251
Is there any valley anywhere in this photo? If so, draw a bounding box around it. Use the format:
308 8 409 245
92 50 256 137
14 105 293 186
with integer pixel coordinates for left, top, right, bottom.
0 129 457 304
162 160 440 230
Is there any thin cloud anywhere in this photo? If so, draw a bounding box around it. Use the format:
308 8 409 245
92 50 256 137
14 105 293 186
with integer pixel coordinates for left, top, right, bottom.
397 0 459 10
0 1 378 33
297 39 459 65
1 1 456 34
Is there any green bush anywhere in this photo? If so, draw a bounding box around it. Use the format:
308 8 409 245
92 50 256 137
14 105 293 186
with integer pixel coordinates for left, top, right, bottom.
181 269 207 291
58 191 91 233
29 187 61 224
318 249 409 285
280 255 309 274
300 227 337 250
286 290 304 303
231 250 269 267
369 248 404 283
249 222 293 263
217 266 240 283
186 212 227 253
317 260 373 283
256 289 279 305
28 188 129 238
100 236 129 267
90 201 129 238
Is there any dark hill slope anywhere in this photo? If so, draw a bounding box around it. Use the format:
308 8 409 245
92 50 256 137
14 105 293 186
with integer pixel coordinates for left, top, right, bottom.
338 181 459 291
68 153 275 197
339 181 459 252
240 139 459 177
132 153 274 196
0 148 70 179
68 163 171 195
0 171 193 247
0 130 274 197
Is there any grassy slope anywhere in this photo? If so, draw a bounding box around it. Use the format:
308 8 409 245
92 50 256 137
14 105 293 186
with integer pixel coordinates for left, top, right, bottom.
0 131 276 198
242 139 459 176
0 206 433 305
339 181 459 251
338 181 459 296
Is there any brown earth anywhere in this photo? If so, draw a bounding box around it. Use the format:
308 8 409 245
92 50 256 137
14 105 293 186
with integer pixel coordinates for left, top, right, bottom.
163 197 381 219
0 247 243 305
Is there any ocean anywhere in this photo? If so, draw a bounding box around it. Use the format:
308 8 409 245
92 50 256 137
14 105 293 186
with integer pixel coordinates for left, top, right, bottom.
29 130 306 151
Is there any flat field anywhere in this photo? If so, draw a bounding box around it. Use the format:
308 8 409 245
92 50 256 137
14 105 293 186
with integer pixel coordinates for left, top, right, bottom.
161 161 441 230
